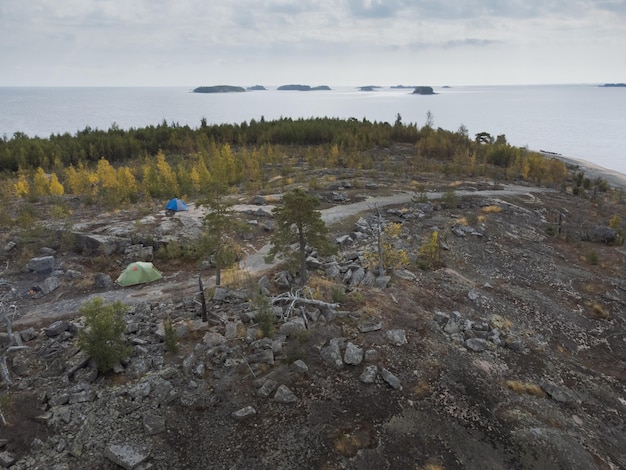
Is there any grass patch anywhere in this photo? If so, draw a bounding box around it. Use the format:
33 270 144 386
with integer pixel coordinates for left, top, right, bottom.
589 302 611 320
481 205 502 214
505 380 546 397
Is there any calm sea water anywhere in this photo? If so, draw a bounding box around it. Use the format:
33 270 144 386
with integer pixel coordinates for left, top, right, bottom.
1 85 625 174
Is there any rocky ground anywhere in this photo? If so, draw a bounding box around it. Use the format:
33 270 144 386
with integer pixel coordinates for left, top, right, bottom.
0 163 625 469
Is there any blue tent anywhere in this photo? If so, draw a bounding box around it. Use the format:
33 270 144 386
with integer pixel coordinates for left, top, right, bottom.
165 198 189 211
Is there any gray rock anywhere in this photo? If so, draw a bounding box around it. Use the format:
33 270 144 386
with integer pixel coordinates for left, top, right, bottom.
511 428 598 470
343 342 364 365
258 275 270 294
124 244 153 262
278 317 306 337
44 320 70 337
150 378 177 405
443 318 460 335
274 385 297 404
203 332 227 347
40 276 61 295
3 241 16 252
19 327 37 342
380 368 402 390
0 451 16 468
358 320 382 333
306 256 323 270
336 235 353 247
104 444 149 470
246 349 275 365
232 406 257 420
359 365 378 384
433 311 449 327
27 255 55 274
386 329 407 346
252 195 266 205
320 341 344 369
375 275 391 288
468 289 480 301
94 273 113 289
129 381 152 400
69 389 96 404
539 379 577 404
593 225 617 244
292 359 309 373
48 393 70 407
364 349 379 362
74 233 126 256
393 269 416 281
325 262 341 279
465 338 488 352
350 267 366 287
225 322 238 340
143 412 166 435
257 379 278 397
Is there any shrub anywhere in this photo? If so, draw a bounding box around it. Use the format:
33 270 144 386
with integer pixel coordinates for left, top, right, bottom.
331 284 346 303
418 231 441 270
441 190 459 209
253 295 276 338
78 298 130 373
163 318 178 353
585 250 600 266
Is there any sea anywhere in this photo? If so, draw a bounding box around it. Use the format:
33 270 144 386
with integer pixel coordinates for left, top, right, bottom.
1 84 625 175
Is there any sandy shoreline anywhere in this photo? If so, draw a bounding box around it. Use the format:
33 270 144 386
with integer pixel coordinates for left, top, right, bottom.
544 152 626 190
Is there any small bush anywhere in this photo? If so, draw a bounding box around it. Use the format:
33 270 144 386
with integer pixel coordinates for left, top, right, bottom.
465 213 479 226
78 298 130 373
163 318 178 353
585 250 600 266
441 190 459 209
331 284 346 303
254 296 276 338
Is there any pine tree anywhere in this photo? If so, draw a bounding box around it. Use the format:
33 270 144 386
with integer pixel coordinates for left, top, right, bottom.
265 189 335 285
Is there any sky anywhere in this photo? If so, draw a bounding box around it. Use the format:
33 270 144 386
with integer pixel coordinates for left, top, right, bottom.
1 0 625 87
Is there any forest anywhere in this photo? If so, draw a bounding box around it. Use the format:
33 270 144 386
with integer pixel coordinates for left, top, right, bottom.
0 115 571 207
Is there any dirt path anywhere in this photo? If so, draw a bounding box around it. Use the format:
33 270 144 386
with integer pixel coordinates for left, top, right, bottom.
13 184 548 328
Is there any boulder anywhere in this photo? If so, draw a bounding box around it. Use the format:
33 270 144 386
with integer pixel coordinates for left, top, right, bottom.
94 273 113 289
386 329 407 346
380 368 402 390
359 365 378 384
143 412 166 436
27 256 55 274
343 342 364 365
320 340 344 369
104 444 149 470
44 320 70 337
274 385 297 404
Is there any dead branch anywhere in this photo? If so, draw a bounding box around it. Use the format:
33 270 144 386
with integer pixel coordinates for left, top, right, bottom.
271 288 339 322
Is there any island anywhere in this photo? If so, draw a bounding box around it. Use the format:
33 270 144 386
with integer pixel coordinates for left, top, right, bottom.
391 85 414 89
357 86 381 91
247 85 266 91
277 84 331 91
412 86 436 95
193 85 245 93
600 83 626 87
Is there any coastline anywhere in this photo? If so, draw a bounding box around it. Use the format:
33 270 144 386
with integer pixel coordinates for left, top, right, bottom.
549 153 626 191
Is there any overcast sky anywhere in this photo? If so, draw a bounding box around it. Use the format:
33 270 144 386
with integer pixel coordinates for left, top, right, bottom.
1 0 625 87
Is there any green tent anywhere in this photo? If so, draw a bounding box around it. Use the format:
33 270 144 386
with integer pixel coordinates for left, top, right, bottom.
116 261 163 287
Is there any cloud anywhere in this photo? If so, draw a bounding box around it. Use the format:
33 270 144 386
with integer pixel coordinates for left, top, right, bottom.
1 0 625 86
